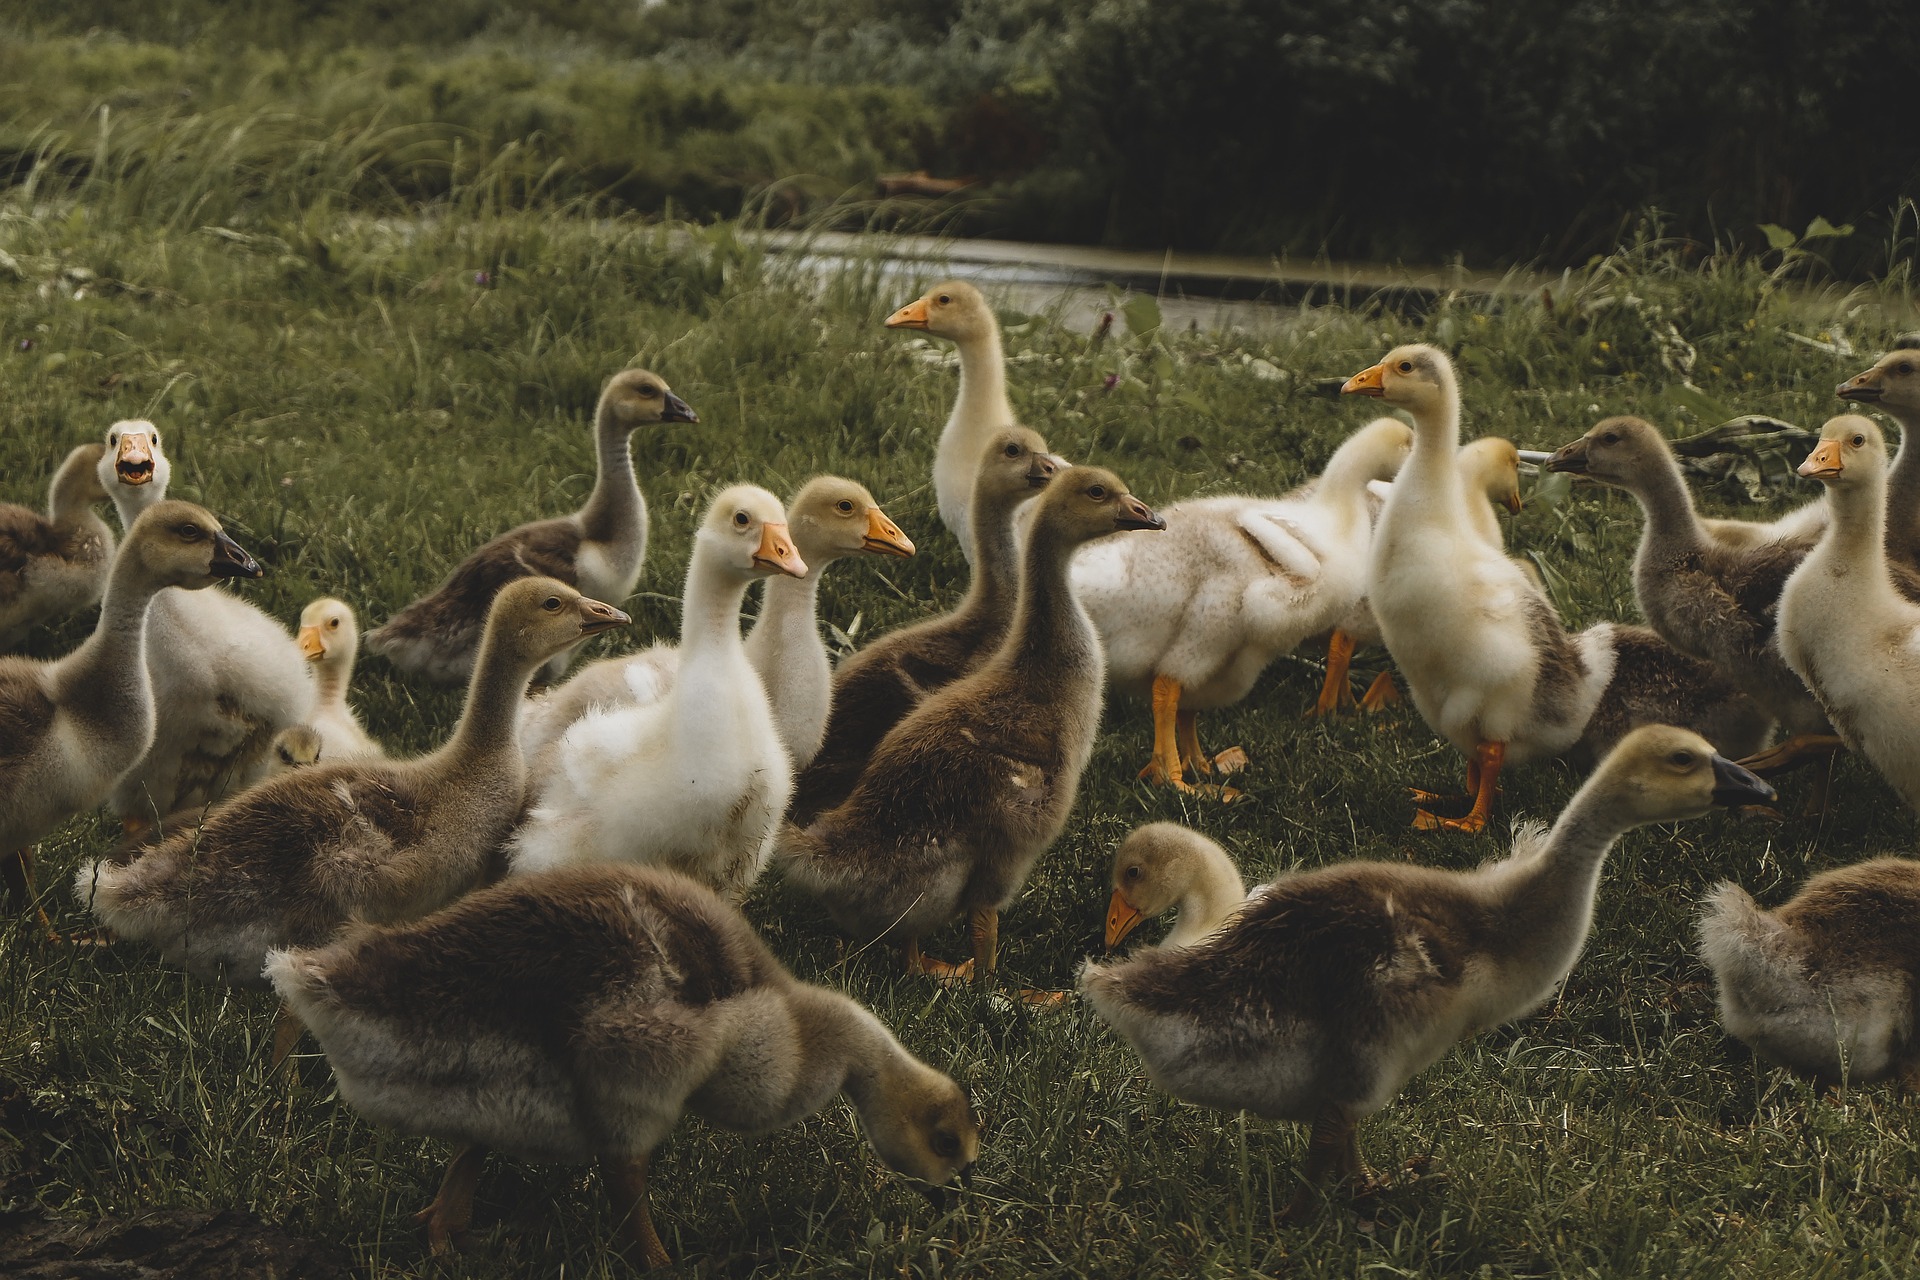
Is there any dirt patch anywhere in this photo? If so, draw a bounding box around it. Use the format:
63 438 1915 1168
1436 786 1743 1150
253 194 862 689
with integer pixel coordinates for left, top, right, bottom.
0 1207 354 1279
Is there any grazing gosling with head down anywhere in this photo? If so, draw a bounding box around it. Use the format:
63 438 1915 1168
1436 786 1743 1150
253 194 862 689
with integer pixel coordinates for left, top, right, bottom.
0 502 258 933
1700 857 1920 1087
519 476 914 771
0 442 115 650
77 578 628 984
293 596 383 763
508 487 804 900
885 280 1018 558
782 466 1165 984
1083 726 1774 1220
367 370 696 686
1105 823 1249 951
268 864 980 1266
790 428 1061 826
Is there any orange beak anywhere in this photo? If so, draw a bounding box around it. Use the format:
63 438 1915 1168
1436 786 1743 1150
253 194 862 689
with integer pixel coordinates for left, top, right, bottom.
1105 888 1145 950
1502 489 1524 514
296 625 326 661
1799 439 1846 480
862 507 915 557
885 297 931 330
754 522 809 578
1341 363 1387 397
116 433 155 485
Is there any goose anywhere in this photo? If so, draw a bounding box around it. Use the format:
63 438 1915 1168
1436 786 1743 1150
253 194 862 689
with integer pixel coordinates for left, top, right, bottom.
885 280 1017 556
1082 726 1775 1220
507 487 805 899
96 419 316 826
76 577 629 990
789 428 1061 826
267 864 980 1264
366 370 696 686
1699 856 1920 1086
1343 346 1771 832
1775 415 1920 811
519 477 914 772
782 466 1165 984
0 442 114 650
1 501 258 936
293 597 383 763
1316 434 1528 715
1071 418 1411 788
1104 822 1249 951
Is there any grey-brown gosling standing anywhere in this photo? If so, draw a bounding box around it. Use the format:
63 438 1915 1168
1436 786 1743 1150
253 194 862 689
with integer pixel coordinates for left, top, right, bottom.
518 476 914 771
77 578 628 992
1699 857 1920 1086
781 465 1164 984
0 442 114 650
366 370 694 686
1834 339 1920 563
1105 823 1249 951
267 864 981 1265
0 502 259 935
1082 726 1775 1221
789 428 1061 826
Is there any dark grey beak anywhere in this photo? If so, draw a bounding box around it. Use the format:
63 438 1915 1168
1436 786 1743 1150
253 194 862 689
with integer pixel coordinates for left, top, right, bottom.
1545 438 1591 474
1028 453 1066 487
1114 496 1166 531
918 1182 952 1213
661 392 699 423
959 1162 976 1190
1710 754 1776 807
209 530 262 579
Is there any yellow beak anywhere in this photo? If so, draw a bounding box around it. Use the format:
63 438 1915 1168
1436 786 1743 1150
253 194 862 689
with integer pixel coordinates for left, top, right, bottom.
754 522 809 578
862 507 915 557
1341 363 1388 397
885 297 932 330
296 625 326 661
1105 887 1145 950
1799 439 1846 480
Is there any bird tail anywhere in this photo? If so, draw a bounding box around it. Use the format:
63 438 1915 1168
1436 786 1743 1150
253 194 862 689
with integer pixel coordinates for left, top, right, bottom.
1696 881 1814 1013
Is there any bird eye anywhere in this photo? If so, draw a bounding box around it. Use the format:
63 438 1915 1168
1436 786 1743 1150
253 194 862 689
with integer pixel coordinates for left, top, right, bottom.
1853 434 1867 447
733 511 751 528
151 432 160 444
930 1130 960 1159
1088 484 1108 500
1004 443 1021 457
1601 432 1620 445
1124 865 1141 882
543 596 562 612
1397 360 1414 373
1668 750 1695 768
1900 362 1913 375
937 294 952 306
328 618 341 629
109 432 118 444
176 524 201 540
836 499 855 514
640 384 660 396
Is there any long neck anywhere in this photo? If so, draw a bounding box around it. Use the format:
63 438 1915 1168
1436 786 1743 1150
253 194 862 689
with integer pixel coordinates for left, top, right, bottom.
1625 451 1708 551
109 482 162 532
1883 413 1920 550
998 520 1094 674
313 653 352 706
1816 473 1894 592
827 993 924 1124
577 408 641 543
1316 440 1396 532
951 489 1027 626
49 455 104 530
745 569 823 670
677 548 753 671
1398 392 1469 515
1487 793 1626 970
435 625 538 779
51 552 158 713
952 326 1011 439
1164 851 1248 949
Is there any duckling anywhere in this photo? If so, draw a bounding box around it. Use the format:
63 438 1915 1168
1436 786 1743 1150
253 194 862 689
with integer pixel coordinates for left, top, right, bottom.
508 488 804 899
266 863 980 1264
1316 435 1528 715
96 420 317 825
366 370 696 686
1 502 259 935
1072 418 1411 787
885 281 1017 556
75 578 629 984
270 723 325 771
1344 346 1770 832
1699 857 1920 1086
0 443 114 650
294 597 383 763
519 477 914 771
1105 822 1249 951
782 467 1165 983
789 428 1060 826
1083 726 1774 1220
1776 415 1920 811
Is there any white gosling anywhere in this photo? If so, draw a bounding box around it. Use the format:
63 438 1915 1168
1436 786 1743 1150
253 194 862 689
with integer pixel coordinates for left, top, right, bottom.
293 596 383 763
1104 822 1249 951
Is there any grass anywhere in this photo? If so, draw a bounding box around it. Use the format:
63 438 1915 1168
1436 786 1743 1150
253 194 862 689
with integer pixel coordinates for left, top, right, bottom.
4 201 1920 1279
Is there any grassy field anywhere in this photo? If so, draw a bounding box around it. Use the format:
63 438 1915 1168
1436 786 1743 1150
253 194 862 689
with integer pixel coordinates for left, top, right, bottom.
4 200 1920 1279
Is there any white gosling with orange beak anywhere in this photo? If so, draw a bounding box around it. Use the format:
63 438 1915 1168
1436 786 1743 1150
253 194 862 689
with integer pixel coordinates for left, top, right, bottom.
290 597 383 764
508 486 805 898
1105 823 1250 952
1776 414 1920 812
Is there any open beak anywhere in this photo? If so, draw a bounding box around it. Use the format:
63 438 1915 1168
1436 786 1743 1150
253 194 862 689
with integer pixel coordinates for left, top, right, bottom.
862 507 915 557
1341 363 1387 397
1544 438 1591 475
296 625 326 661
116 434 155 486
1710 754 1776 808
754 522 809 578
885 297 932 330
660 392 699 423
1837 371 1883 402
1799 439 1846 480
1029 453 1066 487
576 597 631 637
1105 888 1144 949
1114 495 1166 532
209 530 262 579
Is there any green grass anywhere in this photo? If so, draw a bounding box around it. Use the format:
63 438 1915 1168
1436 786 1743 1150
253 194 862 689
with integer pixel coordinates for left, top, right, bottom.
4 204 1920 1278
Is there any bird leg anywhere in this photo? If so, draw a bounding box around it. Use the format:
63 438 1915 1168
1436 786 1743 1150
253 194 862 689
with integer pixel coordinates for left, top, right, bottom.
969 908 999 986
270 1002 305 1076
1358 671 1400 712
900 937 973 984
1279 1107 1374 1224
1413 741 1504 834
1136 675 1192 789
414 1143 488 1256
1174 709 1214 777
1309 629 1358 717
2 848 59 943
601 1153 673 1269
